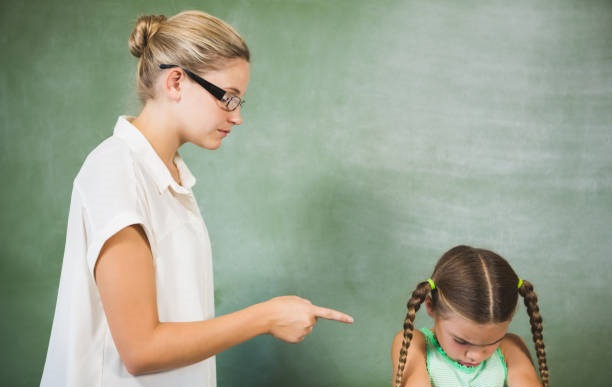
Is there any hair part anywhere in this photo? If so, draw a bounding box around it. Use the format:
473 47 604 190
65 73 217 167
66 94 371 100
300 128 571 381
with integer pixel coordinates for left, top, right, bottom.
394 245 549 387
128 10 250 103
430 245 519 323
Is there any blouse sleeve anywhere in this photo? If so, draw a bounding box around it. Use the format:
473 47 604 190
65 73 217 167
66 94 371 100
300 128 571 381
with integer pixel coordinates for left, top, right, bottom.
74 141 148 274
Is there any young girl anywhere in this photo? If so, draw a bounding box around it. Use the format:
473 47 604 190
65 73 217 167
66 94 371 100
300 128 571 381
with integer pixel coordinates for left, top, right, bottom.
391 245 549 387
41 10 352 387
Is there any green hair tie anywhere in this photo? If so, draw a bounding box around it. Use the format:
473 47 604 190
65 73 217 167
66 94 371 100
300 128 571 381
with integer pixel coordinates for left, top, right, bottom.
518 278 524 289
427 278 436 290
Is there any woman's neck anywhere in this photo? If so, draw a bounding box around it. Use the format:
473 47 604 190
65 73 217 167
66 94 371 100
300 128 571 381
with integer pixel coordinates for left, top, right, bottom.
131 103 183 184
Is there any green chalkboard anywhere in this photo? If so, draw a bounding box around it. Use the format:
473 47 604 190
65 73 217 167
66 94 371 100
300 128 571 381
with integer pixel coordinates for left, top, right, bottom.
1 0 611 386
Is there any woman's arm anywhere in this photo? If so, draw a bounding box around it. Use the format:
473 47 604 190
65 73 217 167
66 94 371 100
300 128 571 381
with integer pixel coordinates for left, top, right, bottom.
95 224 353 375
391 330 431 387
500 333 542 387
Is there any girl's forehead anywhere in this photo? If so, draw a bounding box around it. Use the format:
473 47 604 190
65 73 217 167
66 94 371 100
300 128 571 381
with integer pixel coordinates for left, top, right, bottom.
437 314 510 345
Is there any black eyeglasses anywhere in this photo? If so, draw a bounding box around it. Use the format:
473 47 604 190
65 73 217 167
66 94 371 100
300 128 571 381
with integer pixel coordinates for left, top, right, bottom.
159 64 244 112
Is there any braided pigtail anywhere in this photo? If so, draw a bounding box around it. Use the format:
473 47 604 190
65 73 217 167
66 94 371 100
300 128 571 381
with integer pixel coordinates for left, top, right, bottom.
518 279 549 387
394 281 431 387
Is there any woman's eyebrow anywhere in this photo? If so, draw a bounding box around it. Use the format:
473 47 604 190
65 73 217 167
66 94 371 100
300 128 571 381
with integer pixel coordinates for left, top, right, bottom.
225 87 242 96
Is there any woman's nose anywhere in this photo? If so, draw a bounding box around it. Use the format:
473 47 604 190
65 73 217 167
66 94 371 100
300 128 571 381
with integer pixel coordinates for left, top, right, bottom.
228 108 243 125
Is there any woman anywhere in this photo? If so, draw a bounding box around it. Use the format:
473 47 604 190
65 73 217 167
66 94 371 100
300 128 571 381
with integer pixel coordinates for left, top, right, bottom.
41 10 353 387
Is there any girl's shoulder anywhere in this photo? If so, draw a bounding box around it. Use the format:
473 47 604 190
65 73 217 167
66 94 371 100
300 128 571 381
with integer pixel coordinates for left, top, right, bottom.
499 333 537 372
499 333 543 385
499 333 531 361
391 329 430 386
392 328 427 356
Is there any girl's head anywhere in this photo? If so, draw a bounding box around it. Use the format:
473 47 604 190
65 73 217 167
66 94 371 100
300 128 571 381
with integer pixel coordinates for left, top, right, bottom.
128 11 250 103
427 245 519 323
394 245 548 387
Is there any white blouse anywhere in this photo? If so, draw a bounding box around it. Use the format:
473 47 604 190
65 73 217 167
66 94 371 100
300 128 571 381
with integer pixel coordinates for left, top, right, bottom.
41 116 217 387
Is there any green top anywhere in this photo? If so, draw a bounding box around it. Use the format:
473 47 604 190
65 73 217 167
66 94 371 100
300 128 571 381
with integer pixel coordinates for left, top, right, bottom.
421 328 507 387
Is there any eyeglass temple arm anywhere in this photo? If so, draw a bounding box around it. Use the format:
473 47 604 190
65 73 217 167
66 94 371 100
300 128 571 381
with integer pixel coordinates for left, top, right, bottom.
158 64 227 101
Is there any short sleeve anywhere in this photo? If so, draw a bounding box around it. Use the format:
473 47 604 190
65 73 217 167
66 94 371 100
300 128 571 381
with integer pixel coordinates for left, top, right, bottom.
74 139 148 274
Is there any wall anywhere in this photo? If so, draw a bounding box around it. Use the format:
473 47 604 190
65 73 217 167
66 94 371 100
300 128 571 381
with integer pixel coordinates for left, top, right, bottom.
1 0 611 386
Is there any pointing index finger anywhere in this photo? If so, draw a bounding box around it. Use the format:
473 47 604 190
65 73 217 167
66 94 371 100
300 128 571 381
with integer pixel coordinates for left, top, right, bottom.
313 305 354 324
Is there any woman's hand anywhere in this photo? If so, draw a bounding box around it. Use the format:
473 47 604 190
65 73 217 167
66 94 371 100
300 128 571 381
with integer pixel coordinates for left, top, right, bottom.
261 295 354 343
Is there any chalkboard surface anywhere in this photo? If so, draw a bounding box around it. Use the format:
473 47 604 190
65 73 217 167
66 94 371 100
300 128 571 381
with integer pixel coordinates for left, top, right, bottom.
1 0 611 386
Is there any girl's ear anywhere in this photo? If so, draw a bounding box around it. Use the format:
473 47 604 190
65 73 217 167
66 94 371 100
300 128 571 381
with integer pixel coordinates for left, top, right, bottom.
425 295 435 318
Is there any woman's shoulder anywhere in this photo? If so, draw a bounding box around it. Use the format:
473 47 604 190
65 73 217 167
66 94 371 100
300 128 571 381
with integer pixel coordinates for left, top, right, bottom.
72 135 144 207
83 135 133 170
76 136 136 184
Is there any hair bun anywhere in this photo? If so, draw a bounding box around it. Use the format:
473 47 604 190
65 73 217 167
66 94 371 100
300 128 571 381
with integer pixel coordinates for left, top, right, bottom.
128 14 167 58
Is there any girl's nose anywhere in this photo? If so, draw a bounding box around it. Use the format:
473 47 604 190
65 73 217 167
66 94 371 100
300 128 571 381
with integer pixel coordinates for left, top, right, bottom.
466 348 490 363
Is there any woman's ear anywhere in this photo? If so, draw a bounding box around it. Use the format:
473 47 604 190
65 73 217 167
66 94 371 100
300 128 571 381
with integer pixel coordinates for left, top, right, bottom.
162 68 185 101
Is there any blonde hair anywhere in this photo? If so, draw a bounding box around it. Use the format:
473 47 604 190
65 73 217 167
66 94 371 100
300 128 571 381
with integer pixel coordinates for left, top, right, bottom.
128 10 250 102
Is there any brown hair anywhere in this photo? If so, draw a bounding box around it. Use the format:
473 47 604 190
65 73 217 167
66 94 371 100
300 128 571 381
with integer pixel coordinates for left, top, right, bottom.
394 245 549 387
128 10 250 102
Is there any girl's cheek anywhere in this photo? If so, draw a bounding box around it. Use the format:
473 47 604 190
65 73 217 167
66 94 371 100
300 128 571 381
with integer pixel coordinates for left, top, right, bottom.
447 342 464 357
